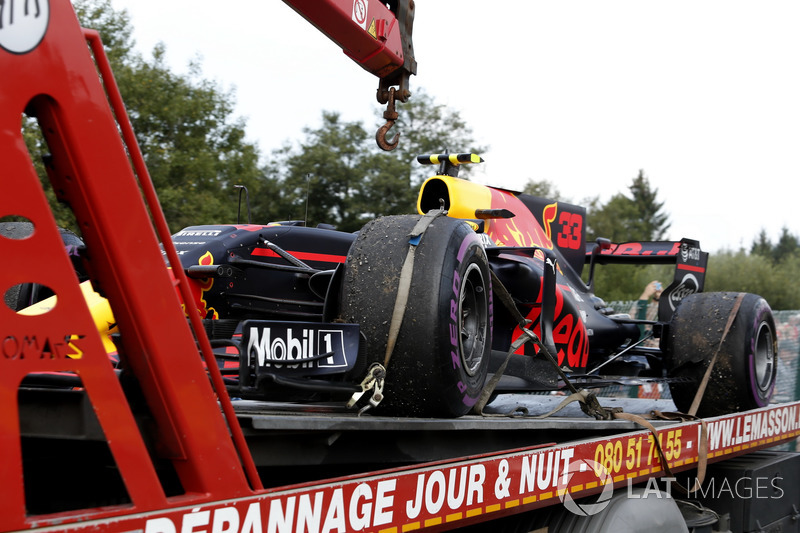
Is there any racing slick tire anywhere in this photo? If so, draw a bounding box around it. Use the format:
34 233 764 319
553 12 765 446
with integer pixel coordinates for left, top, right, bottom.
664 292 777 417
340 214 492 417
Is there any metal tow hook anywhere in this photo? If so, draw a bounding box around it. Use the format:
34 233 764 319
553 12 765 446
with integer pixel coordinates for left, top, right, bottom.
347 363 386 415
376 88 400 151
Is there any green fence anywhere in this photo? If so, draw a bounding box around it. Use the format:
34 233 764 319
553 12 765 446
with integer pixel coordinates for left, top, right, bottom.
771 310 800 404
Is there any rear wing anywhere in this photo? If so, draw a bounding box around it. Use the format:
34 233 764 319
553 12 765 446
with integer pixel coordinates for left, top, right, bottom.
586 238 709 321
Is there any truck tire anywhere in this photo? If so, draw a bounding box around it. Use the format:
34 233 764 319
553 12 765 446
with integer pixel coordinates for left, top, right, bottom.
340 214 492 417
664 292 777 417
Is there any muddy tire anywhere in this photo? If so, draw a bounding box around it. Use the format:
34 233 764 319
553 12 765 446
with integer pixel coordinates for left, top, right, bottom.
664 292 777 417
340 214 492 417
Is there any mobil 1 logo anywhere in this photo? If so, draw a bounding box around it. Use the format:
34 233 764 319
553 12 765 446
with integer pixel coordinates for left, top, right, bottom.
243 320 359 375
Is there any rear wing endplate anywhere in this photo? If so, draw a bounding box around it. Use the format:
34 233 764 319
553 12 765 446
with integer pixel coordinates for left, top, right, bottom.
586 238 709 321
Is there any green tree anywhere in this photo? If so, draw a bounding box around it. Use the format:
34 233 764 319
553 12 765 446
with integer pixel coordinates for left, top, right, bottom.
584 170 671 300
392 89 489 187
750 229 774 259
22 0 270 232
586 194 641 243
273 112 376 231
110 45 266 232
706 249 800 310
271 90 487 231
587 170 670 243
521 179 565 201
774 227 800 263
630 170 670 240
749 226 800 265
357 151 416 220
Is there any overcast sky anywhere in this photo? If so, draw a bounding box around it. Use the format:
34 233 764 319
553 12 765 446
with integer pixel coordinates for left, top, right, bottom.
107 0 799 253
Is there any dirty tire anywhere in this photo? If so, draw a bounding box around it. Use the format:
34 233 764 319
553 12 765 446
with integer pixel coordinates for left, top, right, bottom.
340 215 492 417
665 292 776 417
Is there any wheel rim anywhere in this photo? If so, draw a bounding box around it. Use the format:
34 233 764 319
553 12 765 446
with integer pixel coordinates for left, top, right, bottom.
459 263 489 377
753 321 775 392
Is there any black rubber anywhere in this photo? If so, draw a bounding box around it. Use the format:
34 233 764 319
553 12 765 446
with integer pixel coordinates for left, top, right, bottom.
665 291 777 417
340 214 492 417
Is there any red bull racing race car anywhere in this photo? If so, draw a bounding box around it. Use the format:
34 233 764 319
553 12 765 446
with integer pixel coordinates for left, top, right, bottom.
6 153 778 419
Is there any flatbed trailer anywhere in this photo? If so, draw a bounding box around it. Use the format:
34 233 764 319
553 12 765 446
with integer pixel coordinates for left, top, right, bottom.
2 1 799 532
13 390 800 532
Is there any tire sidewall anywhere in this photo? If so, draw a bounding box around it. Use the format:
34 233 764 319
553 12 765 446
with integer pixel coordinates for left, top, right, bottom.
740 296 776 407
409 222 492 414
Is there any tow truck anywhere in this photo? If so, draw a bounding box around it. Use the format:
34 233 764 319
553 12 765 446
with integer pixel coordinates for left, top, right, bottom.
1 1 799 531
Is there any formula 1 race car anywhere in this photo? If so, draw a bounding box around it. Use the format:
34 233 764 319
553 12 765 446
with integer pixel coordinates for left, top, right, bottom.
5 153 777 419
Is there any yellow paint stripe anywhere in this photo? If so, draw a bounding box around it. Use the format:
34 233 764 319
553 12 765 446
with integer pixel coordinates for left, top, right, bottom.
446 513 463 523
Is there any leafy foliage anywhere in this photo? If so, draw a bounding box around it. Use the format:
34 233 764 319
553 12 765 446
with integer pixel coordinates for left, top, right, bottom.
391 89 488 187
522 179 565 201
269 90 486 232
580 171 672 300
589 263 674 304
706 249 800 310
104 41 266 231
270 112 378 231
751 227 800 264
587 170 670 243
20 0 269 233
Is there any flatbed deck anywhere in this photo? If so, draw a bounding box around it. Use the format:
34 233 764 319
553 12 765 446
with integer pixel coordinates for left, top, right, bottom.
234 394 677 431
20 387 679 478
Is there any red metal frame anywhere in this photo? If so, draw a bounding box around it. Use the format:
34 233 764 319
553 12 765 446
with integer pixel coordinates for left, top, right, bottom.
0 1 258 529
284 0 405 78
